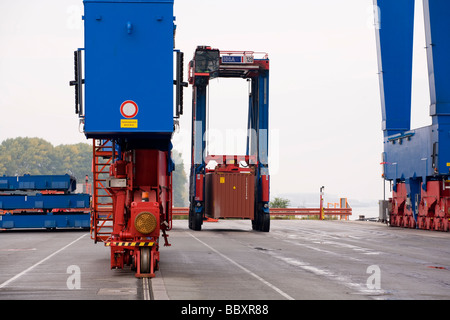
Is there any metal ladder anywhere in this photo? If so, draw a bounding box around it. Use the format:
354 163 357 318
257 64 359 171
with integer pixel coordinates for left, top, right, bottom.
91 139 115 243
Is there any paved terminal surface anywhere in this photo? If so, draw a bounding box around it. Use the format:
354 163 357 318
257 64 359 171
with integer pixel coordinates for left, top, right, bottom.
0 220 449 300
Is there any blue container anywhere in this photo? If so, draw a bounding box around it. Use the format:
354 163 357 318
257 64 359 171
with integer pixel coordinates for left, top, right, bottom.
83 0 175 138
0 214 90 230
0 194 91 210
0 174 76 192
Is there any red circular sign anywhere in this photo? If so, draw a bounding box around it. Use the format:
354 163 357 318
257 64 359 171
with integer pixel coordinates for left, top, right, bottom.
120 100 139 119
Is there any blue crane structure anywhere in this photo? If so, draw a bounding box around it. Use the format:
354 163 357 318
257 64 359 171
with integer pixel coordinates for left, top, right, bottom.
0 175 90 230
187 47 271 232
375 0 450 231
70 0 186 277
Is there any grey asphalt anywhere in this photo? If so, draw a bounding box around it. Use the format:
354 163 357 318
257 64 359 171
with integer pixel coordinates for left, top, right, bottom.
0 219 449 300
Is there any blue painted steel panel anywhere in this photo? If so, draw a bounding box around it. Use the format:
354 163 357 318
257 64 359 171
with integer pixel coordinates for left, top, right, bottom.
382 119 450 185
222 56 244 64
83 0 174 137
84 0 173 3
257 69 270 175
192 85 207 167
0 194 90 210
0 214 90 229
0 175 76 192
423 0 450 123
377 0 450 195
374 0 415 136
383 126 435 181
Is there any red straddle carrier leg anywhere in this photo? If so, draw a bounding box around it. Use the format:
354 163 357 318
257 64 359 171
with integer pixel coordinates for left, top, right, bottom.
391 183 407 228
106 149 173 278
418 181 450 232
390 182 416 229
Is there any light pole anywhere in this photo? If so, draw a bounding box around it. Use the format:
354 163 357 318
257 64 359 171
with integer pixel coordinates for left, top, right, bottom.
320 186 325 221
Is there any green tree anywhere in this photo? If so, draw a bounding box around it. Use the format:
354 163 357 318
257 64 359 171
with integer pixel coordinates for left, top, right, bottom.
53 143 93 182
0 137 188 206
0 137 55 176
270 197 291 209
0 137 93 183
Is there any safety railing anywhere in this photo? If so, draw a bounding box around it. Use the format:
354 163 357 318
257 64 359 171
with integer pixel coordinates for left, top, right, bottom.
270 208 352 220
172 207 352 219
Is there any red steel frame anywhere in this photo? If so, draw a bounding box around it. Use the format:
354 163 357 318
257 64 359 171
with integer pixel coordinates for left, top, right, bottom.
417 181 450 232
390 183 415 229
91 140 175 276
91 140 114 243
105 149 173 278
389 181 450 231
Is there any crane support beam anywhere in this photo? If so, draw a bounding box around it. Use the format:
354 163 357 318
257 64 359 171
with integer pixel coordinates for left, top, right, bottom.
423 0 450 123
374 0 415 136
376 0 450 231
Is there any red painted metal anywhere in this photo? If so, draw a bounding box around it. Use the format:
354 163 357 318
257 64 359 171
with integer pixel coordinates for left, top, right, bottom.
205 155 255 174
261 175 270 203
195 174 204 202
104 148 173 277
271 208 352 218
203 155 257 221
172 207 352 219
205 172 255 219
391 183 409 228
388 180 450 231
172 207 189 215
417 180 450 232
388 180 450 232
189 49 270 84
91 140 114 243
219 51 269 70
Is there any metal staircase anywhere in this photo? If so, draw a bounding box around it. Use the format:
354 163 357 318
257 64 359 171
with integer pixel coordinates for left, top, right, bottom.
91 139 115 243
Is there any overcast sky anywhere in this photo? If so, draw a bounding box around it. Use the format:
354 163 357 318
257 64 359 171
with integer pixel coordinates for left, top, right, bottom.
0 0 432 205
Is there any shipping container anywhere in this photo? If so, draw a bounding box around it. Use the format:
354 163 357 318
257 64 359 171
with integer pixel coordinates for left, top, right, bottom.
205 172 255 219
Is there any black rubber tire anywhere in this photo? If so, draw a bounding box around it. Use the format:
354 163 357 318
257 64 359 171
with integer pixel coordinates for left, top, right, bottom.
189 208 203 231
140 247 151 274
253 208 270 232
260 213 270 233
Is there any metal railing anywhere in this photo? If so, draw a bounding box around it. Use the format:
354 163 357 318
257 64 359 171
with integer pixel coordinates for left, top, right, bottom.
172 207 352 219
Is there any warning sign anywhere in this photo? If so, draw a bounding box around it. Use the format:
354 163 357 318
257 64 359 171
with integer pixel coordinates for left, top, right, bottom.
121 119 138 129
120 100 139 119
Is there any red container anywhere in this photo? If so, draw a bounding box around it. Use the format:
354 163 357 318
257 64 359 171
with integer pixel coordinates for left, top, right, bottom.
205 172 255 219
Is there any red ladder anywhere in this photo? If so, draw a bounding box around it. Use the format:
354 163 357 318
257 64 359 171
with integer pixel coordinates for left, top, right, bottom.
91 139 115 243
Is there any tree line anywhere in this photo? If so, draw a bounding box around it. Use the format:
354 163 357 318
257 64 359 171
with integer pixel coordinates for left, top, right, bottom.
0 137 188 207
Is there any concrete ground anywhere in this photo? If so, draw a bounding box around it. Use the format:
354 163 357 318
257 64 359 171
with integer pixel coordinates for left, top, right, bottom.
0 219 449 300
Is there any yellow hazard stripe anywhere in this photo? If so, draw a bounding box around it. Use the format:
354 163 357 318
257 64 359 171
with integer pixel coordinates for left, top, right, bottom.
105 242 154 247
